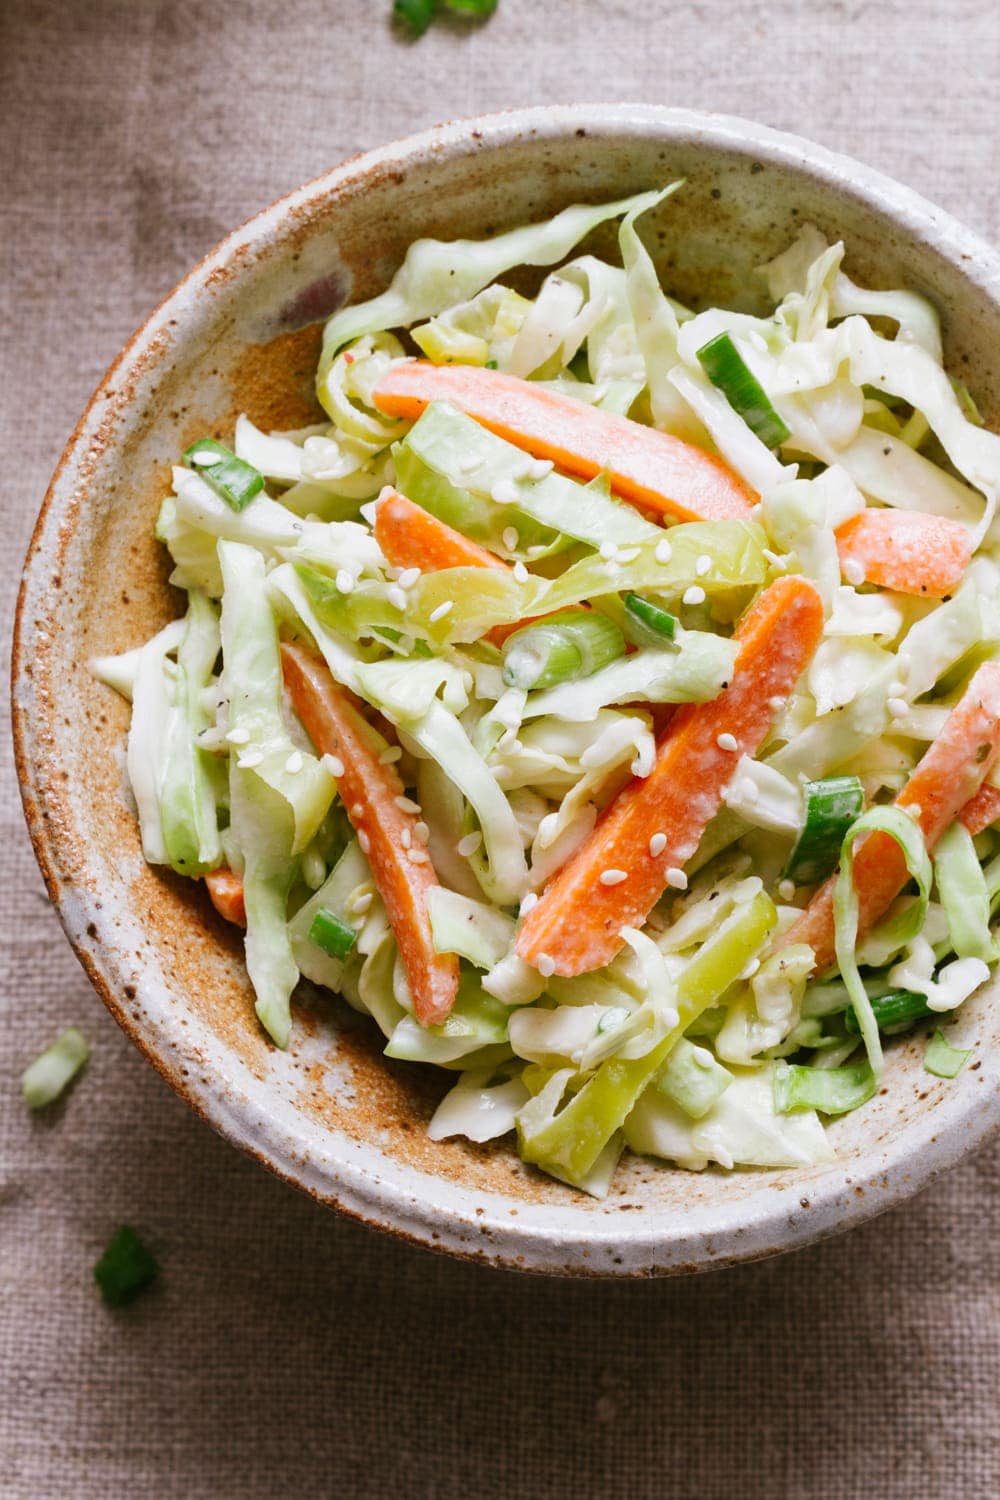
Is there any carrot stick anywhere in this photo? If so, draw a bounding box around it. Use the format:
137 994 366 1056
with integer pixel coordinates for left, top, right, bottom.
373 361 756 524
205 867 246 928
515 575 824 976
280 641 460 1026
835 510 971 598
960 782 1000 836
782 662 1000 972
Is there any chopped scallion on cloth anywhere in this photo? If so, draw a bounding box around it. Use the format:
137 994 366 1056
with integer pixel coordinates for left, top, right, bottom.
93 1226 159 1307
21 1027 89 1108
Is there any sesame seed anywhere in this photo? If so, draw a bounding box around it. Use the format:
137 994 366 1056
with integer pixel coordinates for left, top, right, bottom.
777 879 796 901
649 832 668 857
665 867 688 890
322 754 346 778
397 567 421 590
520 892 540 915
457 831 483 857
617 547 640 564
335 569 355 595
763 549 788 571
414 821 430 843
378 745 402 765
237 750 263 769
906 803 923 821
537 812 560 843
401 827 412 849
529 459 554 480
502 527 519 551
190 449 219 466
536 952 556 977
683 585 706 606
512 561 529 583
599 868 628 886
842 558 866 586
769 696 786 711
599 541 618 560
740 957 761 980
716 732 739 752
284 750 303 774
429 601 453 623
407 847 429 864
491 480 519 505
888 697 908 718
395 795 421 815
351 802 365 819
654 538 673 564
695 554 712 577
350 891 374 916
357 830 371 854
226 727 251 745
386 585 408 611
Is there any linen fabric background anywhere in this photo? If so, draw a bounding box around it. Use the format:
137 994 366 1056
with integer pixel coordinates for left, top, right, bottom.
2 2 998 1495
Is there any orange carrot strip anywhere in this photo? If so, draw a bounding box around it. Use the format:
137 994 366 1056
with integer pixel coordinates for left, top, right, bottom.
835 510 971 598
280 641 459 1026
373 361 756 523
205 867 246 928
515 576 824 976
960 782 1000 836
782 662 1000 972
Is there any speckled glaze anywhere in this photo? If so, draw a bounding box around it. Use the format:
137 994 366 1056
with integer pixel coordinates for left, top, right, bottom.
13 106 1000 1275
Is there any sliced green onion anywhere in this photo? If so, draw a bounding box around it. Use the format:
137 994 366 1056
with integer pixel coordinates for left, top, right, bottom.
773 1059 877 1116
784 776 865 885
308 907 358 961
623 592 677 646
924 1030 972 1079
696 331 790 449
443 0 499 13
394 0 435 33
501 610 625 692
21 1027 89 1108
94 1226 159 1307
844 989 933 1035
183 438 264 513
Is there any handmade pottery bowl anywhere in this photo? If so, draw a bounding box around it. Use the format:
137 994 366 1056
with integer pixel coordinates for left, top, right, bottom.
13 105 1000 1275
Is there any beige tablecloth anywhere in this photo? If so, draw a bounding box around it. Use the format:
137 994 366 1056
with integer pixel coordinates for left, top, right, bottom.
2 2 999 1495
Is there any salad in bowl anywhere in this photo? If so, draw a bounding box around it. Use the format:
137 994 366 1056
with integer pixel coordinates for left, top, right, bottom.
92 182 1000 1197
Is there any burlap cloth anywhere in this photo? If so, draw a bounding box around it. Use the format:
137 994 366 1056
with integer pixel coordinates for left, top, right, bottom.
2 2 998 1495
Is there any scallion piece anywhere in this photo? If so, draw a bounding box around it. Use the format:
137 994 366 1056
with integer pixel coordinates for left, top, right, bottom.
696 331 790 449
773 1059 877 1117
183 437 264 513
924 1030 972 1079
783 776 865 885
501 610 625 692
443 0 499 13
94 1225 159 1307
21 1027 89 1108
844 989 933 1035
308 907 358 961
394 0 435 34
623 592 678 646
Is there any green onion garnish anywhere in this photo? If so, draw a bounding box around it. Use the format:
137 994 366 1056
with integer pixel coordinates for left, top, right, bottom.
183 438 264 513
784 776 865 885
94 1225 159 1307
443 0 499 14
623 592 678 646
21 1027 89 1108
844 989 933 1035
501 610 625 692
394 0 435 33
773 1059 877 1117
924 1030 972 1079
309 907 358 961
696 331 790 449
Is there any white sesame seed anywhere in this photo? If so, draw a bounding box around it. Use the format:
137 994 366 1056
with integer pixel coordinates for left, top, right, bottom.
190 448 220 466
349 891 374 916
716 732 739 752
665 867 688 890
599 541 618 560
649 832 668 857
491 480 519 505
237 750 263 769
740 957 761 980
906 803 923 821
407 847 429 864
322 754 346 779
401 827 412 849
520 892 540 915
395 795 421 815
397 567 421 590
599 868 628 886
769 695 786 711
414 821 430 844
763 549 788 571
502 527 519 551
357 830 371 854
335 569 355 595
378 745 402 765
225 727 251 745
654 538 673 564
695 553 712 577
457 831 483 857
777 879 796 901
683 585 706 606
536 952 556 978
616 547 640 564
428 601 453 623
888 697 908 718
386 585 408 612
537 812 560 844
529 459 554 480
351 802 365 819
284 750 303 774
843 558 866 586
888 679 905 697
512 561 529 583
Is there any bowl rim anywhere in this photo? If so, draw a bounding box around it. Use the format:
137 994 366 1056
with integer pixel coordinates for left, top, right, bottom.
13 103 1000 1277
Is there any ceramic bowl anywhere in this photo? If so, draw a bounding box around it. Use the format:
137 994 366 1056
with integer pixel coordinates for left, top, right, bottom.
13 105 1000 1275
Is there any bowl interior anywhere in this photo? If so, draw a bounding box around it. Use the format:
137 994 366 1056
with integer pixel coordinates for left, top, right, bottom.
15 106 1000 1274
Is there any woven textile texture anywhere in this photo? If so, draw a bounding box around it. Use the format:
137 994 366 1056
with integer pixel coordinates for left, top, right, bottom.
2 2 999 1495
